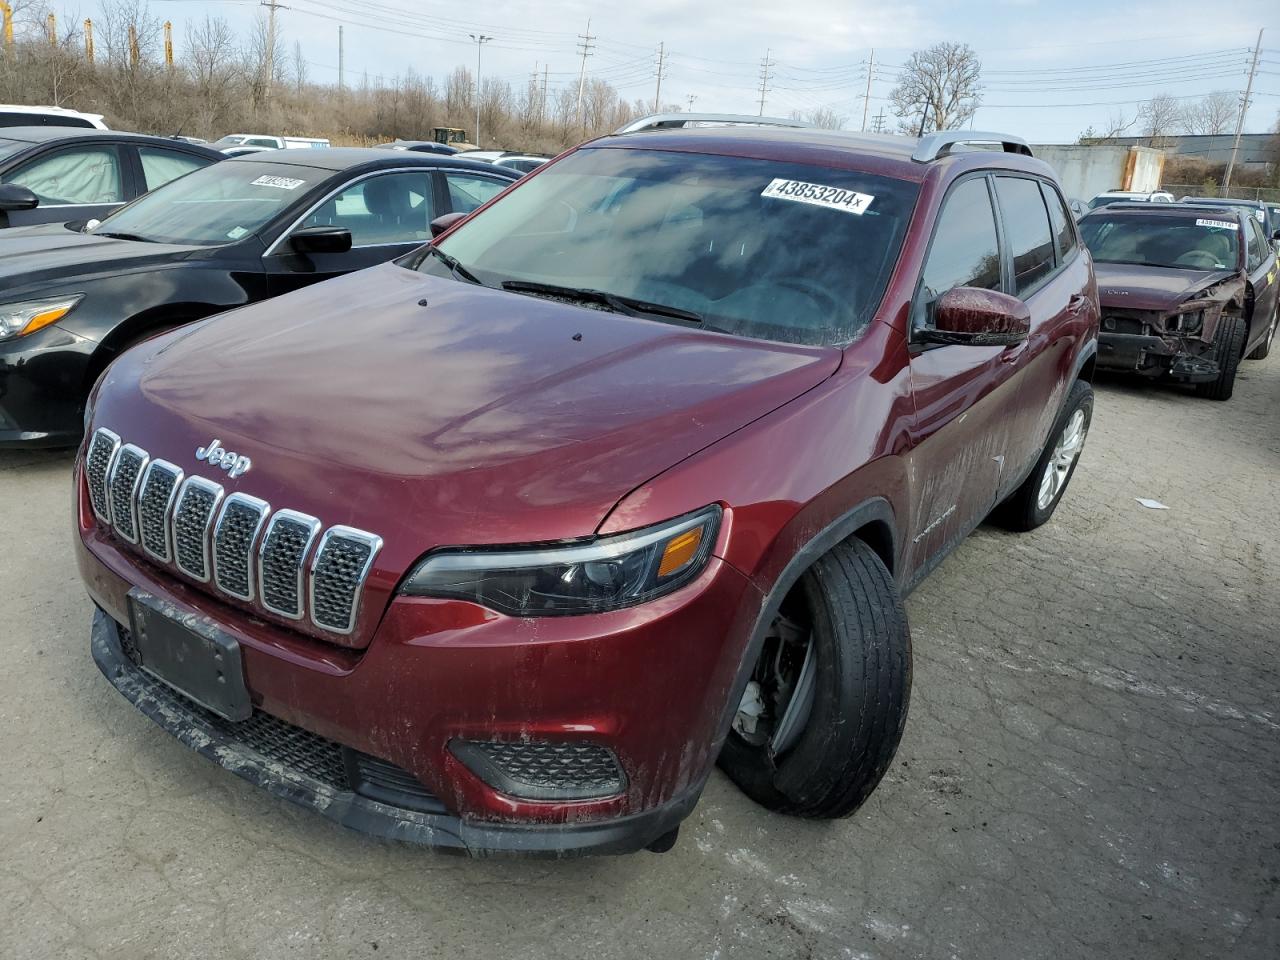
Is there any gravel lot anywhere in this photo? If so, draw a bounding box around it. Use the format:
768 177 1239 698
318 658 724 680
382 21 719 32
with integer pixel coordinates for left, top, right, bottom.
2 356 1277 960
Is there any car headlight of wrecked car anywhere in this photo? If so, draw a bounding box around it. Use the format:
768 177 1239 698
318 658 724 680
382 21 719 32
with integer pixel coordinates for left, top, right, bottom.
402 506 722 615
0 295 84 341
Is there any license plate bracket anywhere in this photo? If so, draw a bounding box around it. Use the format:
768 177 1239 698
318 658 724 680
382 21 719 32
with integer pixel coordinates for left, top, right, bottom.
126 589 252 722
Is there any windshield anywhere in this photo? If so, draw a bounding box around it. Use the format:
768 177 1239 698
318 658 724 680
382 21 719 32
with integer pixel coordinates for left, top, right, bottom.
412 146 919 345
91 160 324 245
1080 213 1241 271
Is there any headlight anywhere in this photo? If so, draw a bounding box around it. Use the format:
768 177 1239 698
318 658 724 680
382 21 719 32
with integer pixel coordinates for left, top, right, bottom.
401 506 721 616
0 295 83 341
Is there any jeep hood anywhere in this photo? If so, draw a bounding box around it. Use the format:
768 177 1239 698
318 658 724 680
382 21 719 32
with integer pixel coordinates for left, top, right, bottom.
0 223 201 291
1093 261 1240 313
97 262 839 566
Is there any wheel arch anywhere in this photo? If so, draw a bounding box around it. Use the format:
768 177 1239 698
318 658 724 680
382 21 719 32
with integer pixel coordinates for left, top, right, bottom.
82 302 221 392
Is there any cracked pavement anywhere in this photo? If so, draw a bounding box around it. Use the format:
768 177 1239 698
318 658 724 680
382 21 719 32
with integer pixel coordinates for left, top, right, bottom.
2 357 1278 960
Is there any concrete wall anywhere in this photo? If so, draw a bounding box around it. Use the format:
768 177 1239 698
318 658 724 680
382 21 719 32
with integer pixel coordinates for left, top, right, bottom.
1033 144 1165 200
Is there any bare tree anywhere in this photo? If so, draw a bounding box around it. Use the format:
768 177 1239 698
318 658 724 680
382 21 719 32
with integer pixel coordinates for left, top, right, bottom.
1137 92 1182 145
292 41 307 94
1078 109 1135 143
1182 91 1237 136
806 107 844 130
889 41 981 134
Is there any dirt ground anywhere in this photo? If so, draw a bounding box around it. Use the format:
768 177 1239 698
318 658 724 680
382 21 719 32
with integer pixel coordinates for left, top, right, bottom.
2 356 1277 960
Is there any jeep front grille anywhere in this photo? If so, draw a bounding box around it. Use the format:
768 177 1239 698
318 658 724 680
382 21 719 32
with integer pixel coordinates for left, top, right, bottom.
310 527 383 635
108 445 149 543
84 427 382 637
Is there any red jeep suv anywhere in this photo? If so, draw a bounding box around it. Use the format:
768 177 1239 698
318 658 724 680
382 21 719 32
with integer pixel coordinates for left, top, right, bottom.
75 119 1099 856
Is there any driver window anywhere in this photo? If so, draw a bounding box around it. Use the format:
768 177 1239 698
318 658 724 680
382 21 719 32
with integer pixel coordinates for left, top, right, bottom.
300 172 434 247
2 146 123 205
914 177 1001 329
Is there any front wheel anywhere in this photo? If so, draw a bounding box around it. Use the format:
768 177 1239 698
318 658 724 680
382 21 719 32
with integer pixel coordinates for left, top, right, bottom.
1196 314 1246 400
718 537 911 819
993 378 1093 532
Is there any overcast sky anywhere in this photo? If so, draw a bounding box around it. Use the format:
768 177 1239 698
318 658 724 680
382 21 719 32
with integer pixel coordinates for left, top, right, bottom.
113 0 1278 142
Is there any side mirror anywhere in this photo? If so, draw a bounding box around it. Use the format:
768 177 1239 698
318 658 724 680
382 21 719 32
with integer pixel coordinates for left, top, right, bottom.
429 212 467 238
0 183 39 212
289 225 352 254
1271 229 1280 242
921 287 1031 348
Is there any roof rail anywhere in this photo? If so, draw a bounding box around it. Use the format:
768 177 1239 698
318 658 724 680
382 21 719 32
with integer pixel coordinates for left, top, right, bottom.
614 113 814 135
912 130 1033 163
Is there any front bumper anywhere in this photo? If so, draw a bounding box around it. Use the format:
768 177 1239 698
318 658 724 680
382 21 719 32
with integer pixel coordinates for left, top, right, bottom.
77 477 762 855
0 323 96 448
91 608 702 856
1096 332 1217 382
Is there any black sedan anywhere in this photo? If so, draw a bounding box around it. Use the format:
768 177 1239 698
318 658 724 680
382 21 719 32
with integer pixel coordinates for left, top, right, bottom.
0 127 222 228
378 140 460 155
0 148 518 446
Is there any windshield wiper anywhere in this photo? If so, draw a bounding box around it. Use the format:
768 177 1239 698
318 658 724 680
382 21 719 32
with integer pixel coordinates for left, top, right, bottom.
424 245 483 285
92 231 152 243
501 280 703 324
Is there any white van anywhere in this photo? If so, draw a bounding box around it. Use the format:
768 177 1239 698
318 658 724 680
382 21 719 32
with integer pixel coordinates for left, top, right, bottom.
0 105 108 129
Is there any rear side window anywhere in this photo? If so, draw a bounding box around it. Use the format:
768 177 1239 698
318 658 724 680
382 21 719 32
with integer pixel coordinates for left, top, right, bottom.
1246 217 1267 271
139 147 212 191
1040 181 1078 263
916 177 1001 326
445 172 508 214
995 176 1055 296
0 111 94 128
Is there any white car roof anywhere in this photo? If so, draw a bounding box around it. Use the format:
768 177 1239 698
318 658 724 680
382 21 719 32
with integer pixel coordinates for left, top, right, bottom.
0 104 107 128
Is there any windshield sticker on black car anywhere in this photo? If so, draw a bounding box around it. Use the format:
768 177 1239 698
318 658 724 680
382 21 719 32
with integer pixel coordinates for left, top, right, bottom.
251 175 306 190
761 179 874 215
1196 218 1238 231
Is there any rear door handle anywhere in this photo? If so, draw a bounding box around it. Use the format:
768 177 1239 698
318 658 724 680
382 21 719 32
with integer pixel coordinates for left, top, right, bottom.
1068 294 1089 312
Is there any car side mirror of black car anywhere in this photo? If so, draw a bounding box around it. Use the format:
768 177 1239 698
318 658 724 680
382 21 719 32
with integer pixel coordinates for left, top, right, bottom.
0 183 39 211
430 212 467 238
920 287 1032 348
1271 229 1280 242
289 225 352 254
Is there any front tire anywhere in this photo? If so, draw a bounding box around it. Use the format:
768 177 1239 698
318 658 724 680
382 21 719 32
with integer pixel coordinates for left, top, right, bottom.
993 378 1093 532
1197 314 1246 400
719 537 911 819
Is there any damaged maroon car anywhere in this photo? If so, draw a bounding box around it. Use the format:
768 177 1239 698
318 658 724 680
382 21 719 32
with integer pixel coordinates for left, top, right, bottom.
1080 203 1279 400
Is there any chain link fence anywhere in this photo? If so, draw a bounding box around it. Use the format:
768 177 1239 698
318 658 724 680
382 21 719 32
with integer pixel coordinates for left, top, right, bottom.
1164 183 1280 203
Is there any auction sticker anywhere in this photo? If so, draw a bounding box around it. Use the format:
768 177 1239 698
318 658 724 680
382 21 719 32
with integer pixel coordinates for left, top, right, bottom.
1195 218 1237 230
761 179 874 215
251 175 306 190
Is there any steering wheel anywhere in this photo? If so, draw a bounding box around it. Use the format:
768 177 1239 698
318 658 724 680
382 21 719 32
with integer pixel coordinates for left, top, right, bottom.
1173 250 1221 269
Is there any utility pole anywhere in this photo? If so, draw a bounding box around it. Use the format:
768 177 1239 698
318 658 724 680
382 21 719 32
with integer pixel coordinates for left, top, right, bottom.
653 41 667 113
46 12 56 46
260 0 287 96
1223 28 1263 196
757 49 773 117
337 25 344 91
163 20 173 68
83 19 94 64
128 24 139 66
575 18 595 136
686 94 696 112
860 48 875 132
541 65 549 125
469 33 493 145
0 2 13 53
871 108 886 134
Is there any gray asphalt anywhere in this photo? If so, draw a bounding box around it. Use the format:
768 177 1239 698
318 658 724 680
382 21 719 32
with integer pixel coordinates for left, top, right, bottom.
2 356 1277 959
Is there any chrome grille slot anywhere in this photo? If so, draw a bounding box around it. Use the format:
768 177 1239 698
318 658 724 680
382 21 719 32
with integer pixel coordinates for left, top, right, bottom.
137 460 183 562
86 428 121 522
213 494 270 601
310 527 383 635
259 510 321 619
172 476 224 582
108 444 149 543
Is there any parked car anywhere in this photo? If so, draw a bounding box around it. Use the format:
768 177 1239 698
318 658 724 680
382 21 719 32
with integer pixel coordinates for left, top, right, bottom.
212 135 331 152
460 149 550 174
378 140 460 156
0 127 221 229
1088 190 1175 209
72 121 1099 856
1179 196 1280 250
1079 202 1279 399
0 104 108 129
0 149 517 446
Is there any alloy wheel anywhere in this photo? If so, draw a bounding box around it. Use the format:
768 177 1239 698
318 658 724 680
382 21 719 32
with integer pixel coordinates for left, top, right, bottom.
1036 408 1088 511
